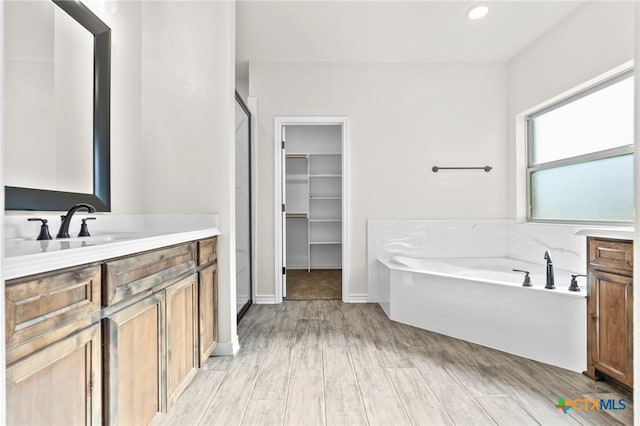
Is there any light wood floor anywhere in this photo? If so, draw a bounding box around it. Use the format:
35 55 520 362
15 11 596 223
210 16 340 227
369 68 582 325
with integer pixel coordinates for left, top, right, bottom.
152 301 633 426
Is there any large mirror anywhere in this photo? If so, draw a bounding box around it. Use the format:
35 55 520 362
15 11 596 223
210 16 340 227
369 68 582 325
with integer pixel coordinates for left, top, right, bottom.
4 0 111 211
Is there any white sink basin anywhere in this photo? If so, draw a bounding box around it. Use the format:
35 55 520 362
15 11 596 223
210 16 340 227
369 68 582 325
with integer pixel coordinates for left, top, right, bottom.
4 232 157 257
68 234 142 243
9 233 146 244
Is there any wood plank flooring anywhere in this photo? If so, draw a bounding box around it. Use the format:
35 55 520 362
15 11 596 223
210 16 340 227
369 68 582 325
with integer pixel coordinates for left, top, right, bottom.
152 301 633 426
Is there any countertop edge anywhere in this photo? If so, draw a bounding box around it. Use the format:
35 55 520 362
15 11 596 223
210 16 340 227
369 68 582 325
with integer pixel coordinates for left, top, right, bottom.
377 257 586 300
3 228 221 281
574 228 635 240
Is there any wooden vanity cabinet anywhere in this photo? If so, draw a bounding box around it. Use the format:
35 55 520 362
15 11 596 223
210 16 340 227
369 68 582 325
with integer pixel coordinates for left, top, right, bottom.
587 237 633 389
197 237 218 365
6 238 217 425
5 265 103 425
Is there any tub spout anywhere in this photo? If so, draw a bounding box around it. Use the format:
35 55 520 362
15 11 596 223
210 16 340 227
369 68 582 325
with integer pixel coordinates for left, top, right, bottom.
544 250 555 289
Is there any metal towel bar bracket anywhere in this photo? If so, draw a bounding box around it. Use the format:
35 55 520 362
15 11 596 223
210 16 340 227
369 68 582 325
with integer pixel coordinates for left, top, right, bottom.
432 166 492 173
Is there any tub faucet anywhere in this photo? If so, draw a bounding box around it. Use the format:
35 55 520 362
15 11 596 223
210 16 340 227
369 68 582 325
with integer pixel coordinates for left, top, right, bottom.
56 203 96 239
544 250 555 289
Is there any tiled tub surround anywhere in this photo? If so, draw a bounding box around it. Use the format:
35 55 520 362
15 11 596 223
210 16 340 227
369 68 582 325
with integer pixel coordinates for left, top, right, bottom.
367 219 633 373
4 214 220 279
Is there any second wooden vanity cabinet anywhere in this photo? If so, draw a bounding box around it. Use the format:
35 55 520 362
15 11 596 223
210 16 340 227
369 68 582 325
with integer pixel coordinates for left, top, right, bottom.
6 236 219 425
5 265 103 425
587 237 633 389
103 242 202 423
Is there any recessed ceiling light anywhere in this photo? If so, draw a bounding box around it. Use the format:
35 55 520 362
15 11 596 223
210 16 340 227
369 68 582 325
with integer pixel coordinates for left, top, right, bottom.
467 3 489 20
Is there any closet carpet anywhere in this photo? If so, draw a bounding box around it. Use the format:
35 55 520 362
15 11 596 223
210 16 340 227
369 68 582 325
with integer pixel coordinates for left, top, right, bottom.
286 270 341 300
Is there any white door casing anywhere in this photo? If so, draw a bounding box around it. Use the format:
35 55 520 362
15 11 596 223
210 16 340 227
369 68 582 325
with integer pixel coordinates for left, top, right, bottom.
274 116 350 303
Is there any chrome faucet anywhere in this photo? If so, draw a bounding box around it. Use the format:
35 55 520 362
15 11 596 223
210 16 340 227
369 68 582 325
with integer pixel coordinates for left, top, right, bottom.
56 203 96 239
544 250 555 289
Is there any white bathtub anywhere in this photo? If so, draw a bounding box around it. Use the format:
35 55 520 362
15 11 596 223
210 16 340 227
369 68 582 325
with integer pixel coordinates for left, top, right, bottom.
378 256 587 372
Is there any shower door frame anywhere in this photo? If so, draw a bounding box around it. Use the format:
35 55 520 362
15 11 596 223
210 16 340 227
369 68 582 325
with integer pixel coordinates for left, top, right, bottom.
274 116 350 303
236 92 255 321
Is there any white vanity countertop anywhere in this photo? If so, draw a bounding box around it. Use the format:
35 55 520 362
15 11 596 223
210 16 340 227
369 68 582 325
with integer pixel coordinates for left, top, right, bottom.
3 214 220 280
574 227 635 240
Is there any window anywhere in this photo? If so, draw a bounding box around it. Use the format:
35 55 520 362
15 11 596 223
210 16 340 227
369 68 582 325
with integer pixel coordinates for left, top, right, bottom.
527 70 634 223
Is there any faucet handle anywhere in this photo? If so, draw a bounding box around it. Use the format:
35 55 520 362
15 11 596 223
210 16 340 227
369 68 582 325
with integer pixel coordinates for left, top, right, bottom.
569 274 587 292
512 269 532 287
78 217 96 237
28 218 53 241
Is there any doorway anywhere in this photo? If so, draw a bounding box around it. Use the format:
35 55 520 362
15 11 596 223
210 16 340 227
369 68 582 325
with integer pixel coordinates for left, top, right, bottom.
274 117 349 302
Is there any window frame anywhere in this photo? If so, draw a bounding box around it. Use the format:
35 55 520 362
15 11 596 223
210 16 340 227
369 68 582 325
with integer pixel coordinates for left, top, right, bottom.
525 68 635 225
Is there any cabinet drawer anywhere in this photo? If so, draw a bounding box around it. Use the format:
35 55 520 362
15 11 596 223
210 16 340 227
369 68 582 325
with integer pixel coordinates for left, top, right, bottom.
589 238 633 273
198 237 217 266
104 243 196 307
6 265 101 364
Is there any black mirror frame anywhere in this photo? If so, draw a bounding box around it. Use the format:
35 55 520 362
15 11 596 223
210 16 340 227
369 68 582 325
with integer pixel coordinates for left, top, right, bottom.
5 0 111 212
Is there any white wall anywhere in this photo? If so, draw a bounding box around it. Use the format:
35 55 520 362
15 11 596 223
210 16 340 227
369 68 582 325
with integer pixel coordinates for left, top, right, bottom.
141 1 238 352
250 62 509 299
104 1 144 214
507 2 636 218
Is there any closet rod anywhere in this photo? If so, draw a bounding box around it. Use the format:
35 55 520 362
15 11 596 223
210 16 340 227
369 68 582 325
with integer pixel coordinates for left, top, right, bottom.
432 166 492 173
286 213 308 219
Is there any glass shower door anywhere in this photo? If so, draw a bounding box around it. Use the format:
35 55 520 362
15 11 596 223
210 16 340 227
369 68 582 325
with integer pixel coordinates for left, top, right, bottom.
235 94 252 320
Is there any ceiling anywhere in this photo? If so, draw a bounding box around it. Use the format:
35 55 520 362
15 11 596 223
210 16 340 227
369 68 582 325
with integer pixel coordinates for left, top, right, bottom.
236 1 584 69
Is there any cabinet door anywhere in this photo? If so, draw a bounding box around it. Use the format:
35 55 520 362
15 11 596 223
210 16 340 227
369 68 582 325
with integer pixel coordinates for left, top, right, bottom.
591 270 633 387
104 293 165 425
198 263 218 365
166 274 199 407
7 323 101 426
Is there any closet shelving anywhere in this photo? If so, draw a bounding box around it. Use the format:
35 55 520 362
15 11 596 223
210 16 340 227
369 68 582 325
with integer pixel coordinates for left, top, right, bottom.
285 131 342 271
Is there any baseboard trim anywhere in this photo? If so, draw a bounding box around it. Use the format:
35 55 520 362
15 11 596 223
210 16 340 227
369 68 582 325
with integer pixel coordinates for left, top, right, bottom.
254 295 370 304
254 295 279 304
345 294 369 303
212 337 240 356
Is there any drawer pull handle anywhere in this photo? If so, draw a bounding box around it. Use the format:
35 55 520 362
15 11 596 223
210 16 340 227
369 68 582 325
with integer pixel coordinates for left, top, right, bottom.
591 314 599 320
